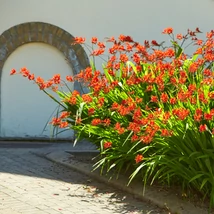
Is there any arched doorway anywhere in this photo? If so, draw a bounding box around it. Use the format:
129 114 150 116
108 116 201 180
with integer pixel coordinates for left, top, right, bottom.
0 22 89 140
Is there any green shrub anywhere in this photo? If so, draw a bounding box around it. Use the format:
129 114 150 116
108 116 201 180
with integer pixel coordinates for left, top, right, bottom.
11 27 214 207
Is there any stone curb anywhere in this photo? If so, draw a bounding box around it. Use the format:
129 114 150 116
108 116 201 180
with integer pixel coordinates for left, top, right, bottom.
33 150 208 214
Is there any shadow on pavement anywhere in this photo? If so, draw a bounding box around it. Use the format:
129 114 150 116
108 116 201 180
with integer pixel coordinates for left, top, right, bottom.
0 142 164 214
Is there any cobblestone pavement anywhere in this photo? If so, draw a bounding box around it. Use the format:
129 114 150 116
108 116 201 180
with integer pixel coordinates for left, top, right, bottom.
0 146 167 214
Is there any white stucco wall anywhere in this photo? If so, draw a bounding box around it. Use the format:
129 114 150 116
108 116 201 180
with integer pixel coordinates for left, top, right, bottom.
0 0 213 139
1 43 74 139
0 0 214 42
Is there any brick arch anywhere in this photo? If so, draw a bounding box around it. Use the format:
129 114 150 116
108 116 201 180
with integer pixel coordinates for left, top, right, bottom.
0 21 89 93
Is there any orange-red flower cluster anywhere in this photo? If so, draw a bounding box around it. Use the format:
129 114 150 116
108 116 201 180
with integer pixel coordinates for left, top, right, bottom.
135 154 143 164
103 141 112 149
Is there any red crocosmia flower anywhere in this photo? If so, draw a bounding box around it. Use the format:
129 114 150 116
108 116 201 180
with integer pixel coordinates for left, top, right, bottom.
196 108 203 115
88 108 95 116
154 108 162 117
66 75 73 82
97 42 105 48
189 62 199 73
111 102 119 110
151 95 158 103
72 90 80 96
205 53 214 62
119 35 134 42
135 154 143 164
109 55 117 62
110 80 119 88
91 49 105 56
114 122 125 135
50 117 61 126
195 27 202 33
102 118 111 126
82 67 93 80
195 40 203 46
20 67 30 77
132 53 141 64
204 113 213 121
60 111 70 119
28 73 35 80
178 77 187 84
172 108 190 120
194 47 203 54
127 122 141 133
135 97 143 103
59 121 69 128
162 27 173 34
190 97 197 104
165 48 175 58
103 142 112 149
160 93 168 103
91 37 98 44
91 118 101 126
125 42 133 52
131 134 139 142
153 50 165 60
144 40 150 48
39 83 46 90
151 40 160 46
163 111 171 122
170 97 177 105
194 114 202 122
73 37 85 44
176 34 183 40
188 84 196 93
113 62 120 70
140 118 149 126
52 74 61 84
145 105 151 111
68 96 77 105
133 108 142 121
202 78 213 86
36 76 45 84
206 31 214 39
146 85 153 92
145 125 153 134
177 90 187 102
161 129 172 137
98 97 105 107
106 36 115 42
45 80 53 88
76 118 82 124
194 108 203 122
203 69 212 76
199 124 207 132
180 70 187 78
82 94 93 103
109 47 116 54
141 135 153 144
118 106 130 116
188 30 196 37
52 86 58 92
10 69 16 75
198 91 207 103
120 54 129 63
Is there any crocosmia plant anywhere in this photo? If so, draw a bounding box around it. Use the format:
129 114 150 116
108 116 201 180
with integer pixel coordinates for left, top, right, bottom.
11 27 214 208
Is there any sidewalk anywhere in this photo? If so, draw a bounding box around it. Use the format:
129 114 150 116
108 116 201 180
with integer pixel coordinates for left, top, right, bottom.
32 141 210 214
0 144 165 214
